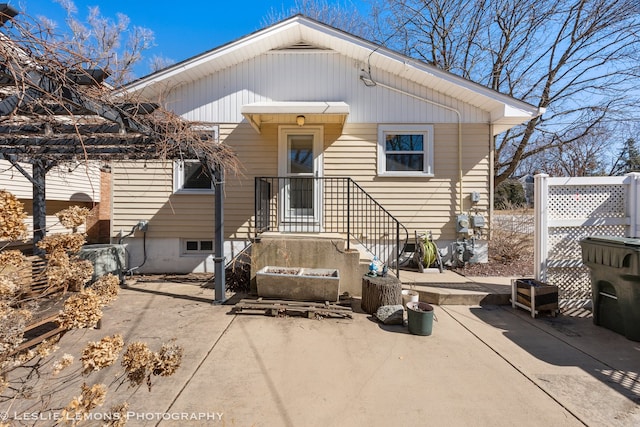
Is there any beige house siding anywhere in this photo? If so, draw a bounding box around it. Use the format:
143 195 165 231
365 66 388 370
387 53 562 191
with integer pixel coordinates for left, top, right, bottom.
112 122 490 244
0 160 101 237
323 122 490 241
0 160 101 201
222 123 277 240
112 161 214 238
111 123 274 240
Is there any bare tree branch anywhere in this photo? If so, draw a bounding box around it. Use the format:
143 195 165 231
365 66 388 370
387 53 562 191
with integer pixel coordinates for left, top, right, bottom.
373 0 640 183
0 7 239 175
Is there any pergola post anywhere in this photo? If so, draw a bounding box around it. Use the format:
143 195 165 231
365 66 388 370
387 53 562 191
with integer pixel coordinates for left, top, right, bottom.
1 10 237 294
213 167 226 302
32 159 47 255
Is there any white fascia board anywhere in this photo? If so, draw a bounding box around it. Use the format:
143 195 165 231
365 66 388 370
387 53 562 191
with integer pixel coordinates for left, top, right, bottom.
491 103 546 124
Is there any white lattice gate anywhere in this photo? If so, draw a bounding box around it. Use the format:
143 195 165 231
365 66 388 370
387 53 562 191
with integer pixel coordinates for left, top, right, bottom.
534 173 640 307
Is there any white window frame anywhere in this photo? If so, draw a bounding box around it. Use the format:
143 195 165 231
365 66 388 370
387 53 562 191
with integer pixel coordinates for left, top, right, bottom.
173 160 214 194
377 124 434 177
182 239 214 255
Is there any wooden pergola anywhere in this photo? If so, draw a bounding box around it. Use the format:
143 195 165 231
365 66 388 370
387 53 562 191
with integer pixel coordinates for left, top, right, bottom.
0 5 236 301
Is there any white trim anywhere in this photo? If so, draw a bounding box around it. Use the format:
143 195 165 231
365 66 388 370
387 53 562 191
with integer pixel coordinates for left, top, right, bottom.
242 102 349 134
629 173 640 238
547 176 627 186
173 160 214 194
377 124 434 177
278 126 324 178
278 126 324 230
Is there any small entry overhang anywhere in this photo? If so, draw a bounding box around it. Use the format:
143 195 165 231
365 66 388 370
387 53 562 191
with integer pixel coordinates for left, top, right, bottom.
241 101 350 133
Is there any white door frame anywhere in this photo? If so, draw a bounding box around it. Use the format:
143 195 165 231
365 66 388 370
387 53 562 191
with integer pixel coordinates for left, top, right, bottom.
278 125 324 230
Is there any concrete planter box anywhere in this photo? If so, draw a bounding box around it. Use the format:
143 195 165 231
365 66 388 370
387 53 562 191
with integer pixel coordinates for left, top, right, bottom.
256 266 340 302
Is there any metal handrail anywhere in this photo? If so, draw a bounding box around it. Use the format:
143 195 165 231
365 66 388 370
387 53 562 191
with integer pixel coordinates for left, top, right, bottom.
255 177 409 277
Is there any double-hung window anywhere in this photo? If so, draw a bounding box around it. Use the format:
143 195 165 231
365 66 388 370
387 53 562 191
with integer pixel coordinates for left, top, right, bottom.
173 160 214 193
173 125 219 194
377 125 434 177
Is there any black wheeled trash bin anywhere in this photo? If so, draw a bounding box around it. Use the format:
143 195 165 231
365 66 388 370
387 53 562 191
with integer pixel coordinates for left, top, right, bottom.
579 236 640 341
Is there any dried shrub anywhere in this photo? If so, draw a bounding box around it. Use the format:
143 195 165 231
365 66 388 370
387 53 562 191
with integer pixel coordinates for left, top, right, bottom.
0 190 27 241
37 233 87 255
52 353 75 375
34 338 59 359
61 383 107 425
0 250 28 294
67 258 94 292
56 206 91 230
45 252 94 292
0 250 27 271
121 340 184 390
45 251 72 290
81 334 124 374
153 340 184 377
0 375 7 394
0 190 183 423
121 341 154 387
90 274 120 305
0 302 32 364
0 275 20 297
225 252 251 293
490 211 534 263
105 402 129 427
57 290 102 329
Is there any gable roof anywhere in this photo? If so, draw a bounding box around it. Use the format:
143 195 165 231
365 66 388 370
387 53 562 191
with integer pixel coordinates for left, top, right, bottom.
125 15 543 134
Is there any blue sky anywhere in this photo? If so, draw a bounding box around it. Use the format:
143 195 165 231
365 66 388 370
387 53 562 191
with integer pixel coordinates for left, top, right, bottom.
16 0 367 77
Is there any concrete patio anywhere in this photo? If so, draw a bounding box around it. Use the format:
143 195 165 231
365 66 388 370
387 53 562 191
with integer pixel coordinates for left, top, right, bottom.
4 274 639 426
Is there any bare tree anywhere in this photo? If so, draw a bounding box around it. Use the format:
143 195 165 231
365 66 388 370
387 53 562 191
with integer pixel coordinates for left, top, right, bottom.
372 0 640 183
149 54 175 73
30 0 155 85
263 0 371 38
525 126 611 176
609 136 640 175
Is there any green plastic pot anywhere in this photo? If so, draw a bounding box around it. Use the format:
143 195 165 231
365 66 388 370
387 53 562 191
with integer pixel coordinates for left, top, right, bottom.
407 301 434 336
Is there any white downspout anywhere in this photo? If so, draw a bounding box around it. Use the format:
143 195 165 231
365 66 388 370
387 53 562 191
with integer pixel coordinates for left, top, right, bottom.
362 77 465 214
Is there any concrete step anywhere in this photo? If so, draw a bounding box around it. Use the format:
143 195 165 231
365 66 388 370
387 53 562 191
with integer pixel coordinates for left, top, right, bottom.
400 269 513 306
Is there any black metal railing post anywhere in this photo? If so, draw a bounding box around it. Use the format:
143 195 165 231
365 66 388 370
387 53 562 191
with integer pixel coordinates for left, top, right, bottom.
346 179 351 252
396 221 400 277
254 177 259 238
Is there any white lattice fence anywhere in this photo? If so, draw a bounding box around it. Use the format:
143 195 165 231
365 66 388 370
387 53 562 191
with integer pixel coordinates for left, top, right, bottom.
534 173 640 306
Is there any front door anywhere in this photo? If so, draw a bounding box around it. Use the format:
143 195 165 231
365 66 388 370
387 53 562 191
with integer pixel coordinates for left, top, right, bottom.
278 126 323 231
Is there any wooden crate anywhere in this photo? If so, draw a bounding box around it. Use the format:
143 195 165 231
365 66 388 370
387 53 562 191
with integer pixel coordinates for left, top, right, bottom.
511 278 559 318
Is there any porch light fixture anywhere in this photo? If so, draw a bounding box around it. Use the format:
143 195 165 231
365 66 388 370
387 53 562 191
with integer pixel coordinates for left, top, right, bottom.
296 115 305 126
